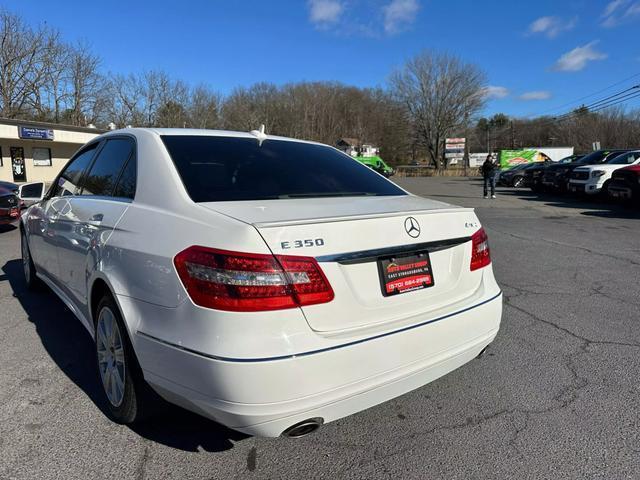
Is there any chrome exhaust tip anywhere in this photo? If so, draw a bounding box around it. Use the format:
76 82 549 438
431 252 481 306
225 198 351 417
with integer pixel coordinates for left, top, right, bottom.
282 418 324 438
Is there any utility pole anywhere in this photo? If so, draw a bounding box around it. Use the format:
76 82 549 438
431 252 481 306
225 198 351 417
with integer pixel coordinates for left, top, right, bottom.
486 124 491 154
510 121 515 149
463 111 470 177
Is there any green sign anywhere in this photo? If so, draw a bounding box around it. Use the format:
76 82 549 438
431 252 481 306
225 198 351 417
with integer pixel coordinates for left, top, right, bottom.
500 149 537 169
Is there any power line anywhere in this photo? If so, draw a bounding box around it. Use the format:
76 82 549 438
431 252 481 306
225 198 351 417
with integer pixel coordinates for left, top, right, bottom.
523 71 640 118
485 83 640 143
552 85 640 121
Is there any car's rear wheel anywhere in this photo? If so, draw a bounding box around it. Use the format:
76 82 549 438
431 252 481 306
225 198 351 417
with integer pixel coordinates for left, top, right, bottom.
95 294 148 424
600 180 612 200
21 229 41 291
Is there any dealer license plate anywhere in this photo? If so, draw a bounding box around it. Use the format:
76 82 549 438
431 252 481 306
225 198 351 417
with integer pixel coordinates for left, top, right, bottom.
378 251 434 297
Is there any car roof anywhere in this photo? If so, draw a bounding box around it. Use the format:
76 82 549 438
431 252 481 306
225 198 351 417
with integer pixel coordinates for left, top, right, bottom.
102 127 328 148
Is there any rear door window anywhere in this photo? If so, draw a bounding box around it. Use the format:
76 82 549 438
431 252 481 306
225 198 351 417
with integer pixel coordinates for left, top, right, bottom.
112 156 137 199
80 138 134 197
161 136 406 202
54 143 99 196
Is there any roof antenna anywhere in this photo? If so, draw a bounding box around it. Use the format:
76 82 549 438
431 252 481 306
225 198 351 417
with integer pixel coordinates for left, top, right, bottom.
250 124 267 146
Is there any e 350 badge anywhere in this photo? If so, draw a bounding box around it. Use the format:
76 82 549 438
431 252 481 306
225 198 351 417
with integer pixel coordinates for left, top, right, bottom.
280 238 325 250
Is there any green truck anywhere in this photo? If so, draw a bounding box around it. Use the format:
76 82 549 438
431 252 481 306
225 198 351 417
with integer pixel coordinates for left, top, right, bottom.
354 155 394 177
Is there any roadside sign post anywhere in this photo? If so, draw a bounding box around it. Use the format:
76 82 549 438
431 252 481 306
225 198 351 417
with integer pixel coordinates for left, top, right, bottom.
445 138 466 169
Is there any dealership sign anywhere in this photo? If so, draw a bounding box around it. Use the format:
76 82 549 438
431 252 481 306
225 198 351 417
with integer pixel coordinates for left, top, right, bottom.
18 126 54 140
445 137 466 160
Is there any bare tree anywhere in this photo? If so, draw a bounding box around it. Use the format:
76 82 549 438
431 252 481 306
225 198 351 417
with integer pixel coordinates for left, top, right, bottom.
38 41 71 122
105 73 145 127
189 84 221 128
390 51 487 168
64 42 103 125
0 10 57 118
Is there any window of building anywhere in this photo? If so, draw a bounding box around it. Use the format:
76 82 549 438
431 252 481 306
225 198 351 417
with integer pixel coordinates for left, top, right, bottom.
33 147 52 166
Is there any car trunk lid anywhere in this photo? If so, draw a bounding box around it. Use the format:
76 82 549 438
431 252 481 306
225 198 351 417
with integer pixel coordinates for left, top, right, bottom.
200 195 484 333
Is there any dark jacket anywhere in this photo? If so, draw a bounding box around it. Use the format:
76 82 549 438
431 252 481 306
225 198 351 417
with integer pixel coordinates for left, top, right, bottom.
481 160 497 178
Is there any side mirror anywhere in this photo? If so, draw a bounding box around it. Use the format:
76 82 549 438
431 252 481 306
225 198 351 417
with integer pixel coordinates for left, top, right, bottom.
18 182 46 206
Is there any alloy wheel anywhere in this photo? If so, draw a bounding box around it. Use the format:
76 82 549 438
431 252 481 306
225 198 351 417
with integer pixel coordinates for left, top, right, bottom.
96 307 126 407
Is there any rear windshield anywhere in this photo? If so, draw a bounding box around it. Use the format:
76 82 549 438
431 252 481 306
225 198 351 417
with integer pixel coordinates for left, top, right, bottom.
161 136 406 202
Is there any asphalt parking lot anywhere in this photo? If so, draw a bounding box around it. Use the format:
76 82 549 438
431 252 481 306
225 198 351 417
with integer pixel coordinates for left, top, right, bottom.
1 177 639 479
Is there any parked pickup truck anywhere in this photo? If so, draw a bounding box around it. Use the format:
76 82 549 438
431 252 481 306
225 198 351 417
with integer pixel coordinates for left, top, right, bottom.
607 162 640 203
568 150 640 196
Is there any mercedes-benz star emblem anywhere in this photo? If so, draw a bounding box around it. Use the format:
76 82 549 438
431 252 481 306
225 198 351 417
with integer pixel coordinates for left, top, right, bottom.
404 217 421 238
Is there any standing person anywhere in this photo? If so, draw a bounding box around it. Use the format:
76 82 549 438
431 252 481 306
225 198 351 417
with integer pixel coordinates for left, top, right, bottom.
481 154 497 199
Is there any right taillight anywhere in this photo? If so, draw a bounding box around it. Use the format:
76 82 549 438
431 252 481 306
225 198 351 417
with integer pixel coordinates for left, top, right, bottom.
470 227 491 271
174 246 334 312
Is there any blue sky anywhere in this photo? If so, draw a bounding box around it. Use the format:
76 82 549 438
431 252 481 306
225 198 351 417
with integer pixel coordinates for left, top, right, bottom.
4 0 640 117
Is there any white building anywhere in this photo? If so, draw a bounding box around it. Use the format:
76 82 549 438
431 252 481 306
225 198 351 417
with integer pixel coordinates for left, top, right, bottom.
336 138 380 158
0 118 102 184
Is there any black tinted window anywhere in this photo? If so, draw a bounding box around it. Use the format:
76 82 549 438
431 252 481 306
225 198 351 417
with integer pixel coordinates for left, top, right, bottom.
577 150 626 165
81 138 134 196
608 151 640 164
54 144 98 196
161 136 406 202
113 156 137 199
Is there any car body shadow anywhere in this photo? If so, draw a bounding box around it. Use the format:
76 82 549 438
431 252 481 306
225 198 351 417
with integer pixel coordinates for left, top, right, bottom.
2 258 248 452
0 224 17 233
497 188 640 219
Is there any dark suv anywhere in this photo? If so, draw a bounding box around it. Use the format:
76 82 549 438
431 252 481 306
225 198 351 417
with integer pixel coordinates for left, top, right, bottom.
524 155 582 192
541 150 629 192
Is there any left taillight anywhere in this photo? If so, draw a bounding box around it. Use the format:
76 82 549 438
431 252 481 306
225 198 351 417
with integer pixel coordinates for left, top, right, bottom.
470 227 491 271
173 246 334 312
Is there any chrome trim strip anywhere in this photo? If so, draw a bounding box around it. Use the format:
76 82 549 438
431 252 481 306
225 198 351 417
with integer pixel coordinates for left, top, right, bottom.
316 236 472 265
136 291 502 363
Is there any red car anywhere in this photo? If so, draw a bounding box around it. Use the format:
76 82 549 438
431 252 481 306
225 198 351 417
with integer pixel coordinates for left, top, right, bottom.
0 185 21 224
608 164 640 203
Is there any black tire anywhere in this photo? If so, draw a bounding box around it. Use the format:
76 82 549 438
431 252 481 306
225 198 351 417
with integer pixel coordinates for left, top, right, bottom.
512 176 524 188
20 228 42 291
94 294 149 424
600 180 612 200
558 180 568 193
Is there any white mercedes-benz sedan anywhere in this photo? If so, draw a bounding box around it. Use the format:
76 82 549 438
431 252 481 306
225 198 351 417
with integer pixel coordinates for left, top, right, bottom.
20 128 502 438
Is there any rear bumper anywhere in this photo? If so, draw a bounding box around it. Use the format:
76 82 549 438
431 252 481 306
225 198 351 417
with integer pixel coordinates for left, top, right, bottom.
132 291 502 437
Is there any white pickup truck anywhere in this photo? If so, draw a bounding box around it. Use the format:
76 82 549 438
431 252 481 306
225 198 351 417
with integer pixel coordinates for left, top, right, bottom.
568 150 640 195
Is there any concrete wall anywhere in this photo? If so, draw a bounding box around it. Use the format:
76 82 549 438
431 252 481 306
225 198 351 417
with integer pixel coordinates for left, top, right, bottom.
0 123 100 184
0 141 83 183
